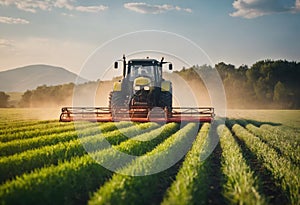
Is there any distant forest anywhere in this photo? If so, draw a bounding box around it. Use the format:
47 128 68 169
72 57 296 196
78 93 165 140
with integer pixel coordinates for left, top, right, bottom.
177 60 300 109
0 60 299 109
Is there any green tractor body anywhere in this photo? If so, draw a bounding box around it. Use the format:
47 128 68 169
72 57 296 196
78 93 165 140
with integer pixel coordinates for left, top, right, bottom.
110 56 172 119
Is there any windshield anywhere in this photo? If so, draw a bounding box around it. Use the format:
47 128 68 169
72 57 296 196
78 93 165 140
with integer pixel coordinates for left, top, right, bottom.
129 65 156 81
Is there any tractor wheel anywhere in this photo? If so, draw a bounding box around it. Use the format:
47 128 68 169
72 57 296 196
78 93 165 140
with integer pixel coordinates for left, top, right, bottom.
159 91 172 113
109 91 125 111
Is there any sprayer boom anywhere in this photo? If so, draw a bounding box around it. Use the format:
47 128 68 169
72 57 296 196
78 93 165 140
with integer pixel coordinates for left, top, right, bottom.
59 106 214 123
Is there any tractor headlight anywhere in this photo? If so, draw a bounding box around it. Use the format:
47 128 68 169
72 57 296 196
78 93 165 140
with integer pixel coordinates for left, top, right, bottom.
134 86 140 90
144 86 150 91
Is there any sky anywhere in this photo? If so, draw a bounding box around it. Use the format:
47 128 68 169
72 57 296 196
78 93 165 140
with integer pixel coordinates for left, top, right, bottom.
0 0 300 80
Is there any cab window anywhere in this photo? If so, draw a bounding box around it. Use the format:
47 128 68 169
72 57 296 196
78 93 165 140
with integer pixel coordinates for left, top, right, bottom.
129 65 155 81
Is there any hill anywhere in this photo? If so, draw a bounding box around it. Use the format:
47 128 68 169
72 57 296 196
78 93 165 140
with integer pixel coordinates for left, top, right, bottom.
0 65 87 92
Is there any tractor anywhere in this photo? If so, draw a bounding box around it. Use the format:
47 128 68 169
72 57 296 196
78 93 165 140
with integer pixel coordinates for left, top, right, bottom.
60 55 214 123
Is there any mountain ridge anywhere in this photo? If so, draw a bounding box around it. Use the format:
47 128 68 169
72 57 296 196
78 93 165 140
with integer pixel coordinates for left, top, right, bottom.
0 64 87 92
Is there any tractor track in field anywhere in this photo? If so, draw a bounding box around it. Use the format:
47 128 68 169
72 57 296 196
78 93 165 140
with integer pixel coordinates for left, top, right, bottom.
205 142 226 205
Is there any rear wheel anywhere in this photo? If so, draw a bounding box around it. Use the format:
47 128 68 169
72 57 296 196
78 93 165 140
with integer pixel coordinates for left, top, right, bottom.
109 91 125 114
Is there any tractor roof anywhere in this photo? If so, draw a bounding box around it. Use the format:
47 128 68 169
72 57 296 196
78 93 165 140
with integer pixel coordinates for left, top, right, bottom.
128 59 160 64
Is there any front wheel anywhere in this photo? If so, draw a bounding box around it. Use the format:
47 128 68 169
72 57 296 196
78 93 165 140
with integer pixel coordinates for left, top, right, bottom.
159 91 172 114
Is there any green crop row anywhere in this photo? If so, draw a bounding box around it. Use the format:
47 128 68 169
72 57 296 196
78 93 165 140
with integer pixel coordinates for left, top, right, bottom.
90 122 180 175
245 124 299 164
218 125 266 205
0 120 62 139
115 122 180 156
161 123 210 205
88 123 199 205
0 119 51 128
0 122 158 183
0 122 132 156
235 119 299 150
0 120 56 133
260 124 300 143
0 154 107 205
232 124 300 205
260 124 300 148
0 122 178 205
0 122 77 142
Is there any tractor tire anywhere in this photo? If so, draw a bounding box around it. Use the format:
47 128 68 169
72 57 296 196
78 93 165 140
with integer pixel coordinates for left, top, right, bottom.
109 91 127 119
109 91 125 110
159 91 172 113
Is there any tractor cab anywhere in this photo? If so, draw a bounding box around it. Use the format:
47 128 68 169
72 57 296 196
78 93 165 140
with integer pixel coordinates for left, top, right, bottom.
128 62 157 82
127 60 162 92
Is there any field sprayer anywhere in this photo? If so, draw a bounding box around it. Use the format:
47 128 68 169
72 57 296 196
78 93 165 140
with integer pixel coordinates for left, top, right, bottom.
60 55 214 123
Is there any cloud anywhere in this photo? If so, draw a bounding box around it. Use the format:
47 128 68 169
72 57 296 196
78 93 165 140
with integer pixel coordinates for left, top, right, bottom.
230 0 300 19
54 0 108 13
124 2 192 14
75 5 108 13
54 0 74 10
0 0 108 13
0 39 15 48
61 12 74 17
0 16 29 24
0 0 52 13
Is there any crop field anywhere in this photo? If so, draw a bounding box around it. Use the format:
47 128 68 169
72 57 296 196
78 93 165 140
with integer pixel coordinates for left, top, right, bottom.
0 109 299 205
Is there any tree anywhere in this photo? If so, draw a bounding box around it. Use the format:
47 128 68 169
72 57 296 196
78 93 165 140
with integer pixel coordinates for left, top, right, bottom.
273 81 288 107
19 90 32 107
0 92 10 108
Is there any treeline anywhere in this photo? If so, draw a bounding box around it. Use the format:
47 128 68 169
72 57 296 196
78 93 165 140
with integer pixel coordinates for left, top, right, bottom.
17 80 112 108
19 83 75 107
0 92 10 108
1 59 299 109
176 60 300 109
